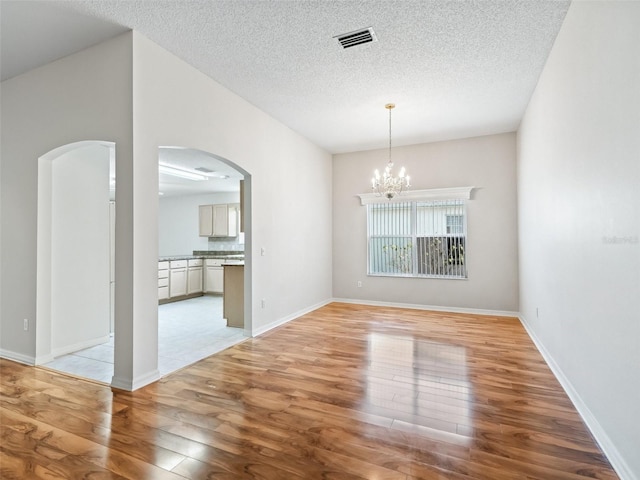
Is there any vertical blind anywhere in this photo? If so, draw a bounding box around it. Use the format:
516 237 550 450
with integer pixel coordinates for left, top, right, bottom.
367 199 467 278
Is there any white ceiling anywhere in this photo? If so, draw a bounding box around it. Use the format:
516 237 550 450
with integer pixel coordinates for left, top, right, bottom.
158 147 243 197
1 0 570 155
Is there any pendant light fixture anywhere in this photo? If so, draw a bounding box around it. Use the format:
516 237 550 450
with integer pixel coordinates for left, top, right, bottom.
371 103 410 199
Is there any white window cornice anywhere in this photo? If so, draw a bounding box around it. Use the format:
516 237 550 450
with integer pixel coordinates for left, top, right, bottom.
357 186 475 206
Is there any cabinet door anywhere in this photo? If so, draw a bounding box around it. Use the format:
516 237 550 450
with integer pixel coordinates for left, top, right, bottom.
169 268 187 297
187 266 203 294
227 206 238 238
199 205 213 237
212 204 229 237
205 266 224 293
158 286 169 300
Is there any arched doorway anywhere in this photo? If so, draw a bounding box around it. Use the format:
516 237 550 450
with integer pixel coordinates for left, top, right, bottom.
36 141 115 383
156 146 252 375
35 142 252 385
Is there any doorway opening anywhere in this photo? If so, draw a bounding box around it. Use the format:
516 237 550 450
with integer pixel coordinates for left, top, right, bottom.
36 141 115 383
156 146 251 376
36 142 252 385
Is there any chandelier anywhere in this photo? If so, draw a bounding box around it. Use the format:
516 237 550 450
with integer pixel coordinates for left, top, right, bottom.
371 103 410 199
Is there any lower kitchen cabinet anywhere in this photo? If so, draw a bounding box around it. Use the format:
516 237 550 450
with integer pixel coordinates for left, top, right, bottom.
158 261 169 300
169 260 188 297
160 258 202 303
204 259 224 293
187 259 203 294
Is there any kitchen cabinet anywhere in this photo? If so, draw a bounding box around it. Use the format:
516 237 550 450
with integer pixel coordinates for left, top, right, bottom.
212 204 230 236
204 259 224 293
199 204 238 237
199 205 214 237
187 259 203 294
169 260 188 297
158 261 169 300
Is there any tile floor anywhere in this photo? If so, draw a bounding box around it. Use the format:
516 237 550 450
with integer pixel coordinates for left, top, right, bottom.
42 295 246 384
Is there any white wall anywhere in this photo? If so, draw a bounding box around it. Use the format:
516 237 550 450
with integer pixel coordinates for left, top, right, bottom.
517 2 640 478
51 144 110 354
333 133 519 314
158 192 239 256
0 33 133 365
1 31 332 388
131 32 333 344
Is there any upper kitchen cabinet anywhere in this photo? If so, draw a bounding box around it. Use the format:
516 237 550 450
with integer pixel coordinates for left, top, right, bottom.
199 203 238 237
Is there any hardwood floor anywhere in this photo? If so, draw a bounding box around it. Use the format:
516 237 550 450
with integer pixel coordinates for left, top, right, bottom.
1 302 618 479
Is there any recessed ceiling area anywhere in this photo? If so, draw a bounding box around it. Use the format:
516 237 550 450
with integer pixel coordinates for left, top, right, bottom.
0 0 571 154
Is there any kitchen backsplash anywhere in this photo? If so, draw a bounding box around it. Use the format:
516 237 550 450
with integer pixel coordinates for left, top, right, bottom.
207 232 245 251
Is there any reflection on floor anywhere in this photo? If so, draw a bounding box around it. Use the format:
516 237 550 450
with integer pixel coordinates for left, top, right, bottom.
42 295 246 384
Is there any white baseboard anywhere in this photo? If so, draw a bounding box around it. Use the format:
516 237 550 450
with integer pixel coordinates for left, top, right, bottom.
519 315 636 480
0 349 35 366
2 336 110 366
332 297 519 318
251 298 333 337
111 369 161 391
249 298 518 340
51 334 111 359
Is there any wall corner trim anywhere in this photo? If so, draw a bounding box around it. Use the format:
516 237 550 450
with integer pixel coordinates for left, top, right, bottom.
518 315 636 480
357 186 475 206
111 369 161 392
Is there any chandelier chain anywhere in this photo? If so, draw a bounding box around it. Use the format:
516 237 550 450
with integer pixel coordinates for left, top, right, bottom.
389 105 392 162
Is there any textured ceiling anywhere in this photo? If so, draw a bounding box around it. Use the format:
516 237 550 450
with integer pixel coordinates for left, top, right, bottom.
0 0 570 154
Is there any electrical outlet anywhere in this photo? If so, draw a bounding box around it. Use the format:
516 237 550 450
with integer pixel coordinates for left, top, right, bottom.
23 318 28 331
260 247 266 256
261 299 266 308
357 281 362 288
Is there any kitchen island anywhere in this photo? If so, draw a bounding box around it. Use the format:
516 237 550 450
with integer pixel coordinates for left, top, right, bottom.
223 263 244 328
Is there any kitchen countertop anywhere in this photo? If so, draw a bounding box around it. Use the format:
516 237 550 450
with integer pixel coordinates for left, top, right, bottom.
159 252 245 262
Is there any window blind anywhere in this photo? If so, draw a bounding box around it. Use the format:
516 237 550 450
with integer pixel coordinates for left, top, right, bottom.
367 199 467 279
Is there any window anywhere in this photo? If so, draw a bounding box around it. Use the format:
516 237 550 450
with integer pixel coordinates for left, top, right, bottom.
367 199 467 279
446 214 464 234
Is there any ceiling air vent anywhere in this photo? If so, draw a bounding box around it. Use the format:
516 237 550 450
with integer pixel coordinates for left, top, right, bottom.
335 27 377 49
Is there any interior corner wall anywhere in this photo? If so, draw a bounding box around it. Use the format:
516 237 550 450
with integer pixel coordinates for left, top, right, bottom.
0 33 134 363
332 132 518 314
517 2 640 478
131 32 333 338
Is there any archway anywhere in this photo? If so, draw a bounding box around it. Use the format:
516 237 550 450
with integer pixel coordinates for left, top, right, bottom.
156 146 252 375
36 141 115 383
